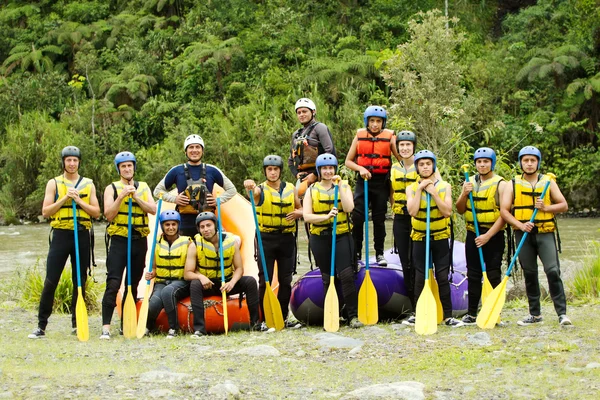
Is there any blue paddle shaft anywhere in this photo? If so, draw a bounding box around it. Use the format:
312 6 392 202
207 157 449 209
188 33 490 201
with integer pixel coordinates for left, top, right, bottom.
425 192 431 280
505 180 552 276
145 198 162 284
364 179 369 271
463 170 487 273
127 197 133 286
72 201 82 289
329 184 340 277
249 190 271 283
216 198 227 284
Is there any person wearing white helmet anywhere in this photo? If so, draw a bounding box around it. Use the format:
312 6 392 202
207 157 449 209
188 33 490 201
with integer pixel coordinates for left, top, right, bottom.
288 98 336 197
100 151 157 340
28 146 101 339
500 146 571 327
154 134 237 236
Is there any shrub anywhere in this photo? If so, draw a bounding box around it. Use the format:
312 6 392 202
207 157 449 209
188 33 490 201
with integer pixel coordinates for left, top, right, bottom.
568 241 600 301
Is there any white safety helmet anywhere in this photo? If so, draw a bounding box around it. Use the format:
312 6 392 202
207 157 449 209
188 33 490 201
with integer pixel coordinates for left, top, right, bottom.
294 98 316 113
184 134 205 151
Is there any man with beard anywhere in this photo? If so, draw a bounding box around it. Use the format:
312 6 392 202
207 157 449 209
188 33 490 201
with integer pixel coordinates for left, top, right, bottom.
244 155 303 330
154 135 237 236
500 146 571 327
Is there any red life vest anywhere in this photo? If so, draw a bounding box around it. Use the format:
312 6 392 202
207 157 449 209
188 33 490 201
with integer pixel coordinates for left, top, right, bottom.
356 128 393 174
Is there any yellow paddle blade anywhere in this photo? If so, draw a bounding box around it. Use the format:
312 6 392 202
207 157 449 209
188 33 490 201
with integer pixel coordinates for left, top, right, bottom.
75 287 89 342
264 282 285 331
222 290 229 335
123 287 137 339
430 272 443 324
358 270 379 325
136 285 152 339
477 276 508 329
323 276 339 332
415 279 437 335
481 272 493 301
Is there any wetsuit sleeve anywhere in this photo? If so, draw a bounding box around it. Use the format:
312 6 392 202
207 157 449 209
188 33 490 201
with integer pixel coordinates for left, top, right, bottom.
207 165 238 203
288 135 298 178
153 166 178 202
314 123 336 156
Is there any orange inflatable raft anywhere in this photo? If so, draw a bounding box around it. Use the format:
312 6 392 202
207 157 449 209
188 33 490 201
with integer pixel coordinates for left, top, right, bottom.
117 186 261 333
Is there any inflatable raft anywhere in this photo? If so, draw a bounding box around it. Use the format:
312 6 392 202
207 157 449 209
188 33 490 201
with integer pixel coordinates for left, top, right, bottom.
290 241 468 325
118 186 258 333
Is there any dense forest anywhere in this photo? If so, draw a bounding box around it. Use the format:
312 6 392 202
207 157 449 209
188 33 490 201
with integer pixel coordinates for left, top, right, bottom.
0 0 599 224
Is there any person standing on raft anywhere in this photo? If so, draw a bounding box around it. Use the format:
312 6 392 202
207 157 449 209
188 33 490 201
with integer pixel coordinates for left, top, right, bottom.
244 155 303 330
303 153 363 328
28 146 101 339
100 152 156 340
345 105 401 267
144 210 191 338
455 147 507 325
288 98 336 198
154 134 237 237
405 150 464 327
500 146 571 327
184 212 260 337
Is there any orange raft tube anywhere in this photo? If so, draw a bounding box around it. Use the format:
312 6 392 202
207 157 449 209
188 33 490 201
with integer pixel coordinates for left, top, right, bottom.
118 186 261 333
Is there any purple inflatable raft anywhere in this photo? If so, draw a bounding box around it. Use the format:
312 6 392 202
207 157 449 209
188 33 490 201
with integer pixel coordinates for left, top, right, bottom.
290 241 468 325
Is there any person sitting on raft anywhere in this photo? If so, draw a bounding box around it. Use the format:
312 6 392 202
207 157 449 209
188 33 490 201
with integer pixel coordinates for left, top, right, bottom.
302 153 363 329
144 210 191 338
184 212 260 336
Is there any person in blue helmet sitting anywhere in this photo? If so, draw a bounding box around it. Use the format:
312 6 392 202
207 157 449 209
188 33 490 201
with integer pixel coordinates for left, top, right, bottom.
303 153 363 328
456 148 507 325
144 210 192 338
100 152 157 340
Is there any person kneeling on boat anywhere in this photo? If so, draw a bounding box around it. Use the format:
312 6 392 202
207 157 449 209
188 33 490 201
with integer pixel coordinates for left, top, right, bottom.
184 212 260 336
244 155 304 331
303 153 363 329
144 210 191 338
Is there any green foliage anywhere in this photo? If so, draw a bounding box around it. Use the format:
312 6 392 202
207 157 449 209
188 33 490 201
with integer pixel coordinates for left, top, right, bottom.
569 241 600 300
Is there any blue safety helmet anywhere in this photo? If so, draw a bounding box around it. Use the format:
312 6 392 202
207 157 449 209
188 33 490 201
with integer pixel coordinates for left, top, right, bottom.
114 151 136 174
195 211 218 229
413 150 437 174
473 147 497 170
363 105 387 129
159 210 180 226
61 146 81 170
315 153 338 178
518 146 542 170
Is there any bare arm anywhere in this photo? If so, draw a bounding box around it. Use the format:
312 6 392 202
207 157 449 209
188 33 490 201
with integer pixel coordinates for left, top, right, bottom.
133 185 156 215
390 135 401 163
406 185 420 217
338 180 354 214
345 136 372 179
537 180 568 214
455 180 473 215
41 179 67 218
80 183 101 219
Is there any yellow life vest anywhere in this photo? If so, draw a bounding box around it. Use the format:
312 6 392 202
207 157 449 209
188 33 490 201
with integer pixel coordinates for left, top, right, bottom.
512 174 555 233
409 180 451 241
391 162 418 215
106 181 151 238
154 235 190 283
50 175 93 230
464 174 505 232
257 181 296 233
309 182 352 236
194 233 235 281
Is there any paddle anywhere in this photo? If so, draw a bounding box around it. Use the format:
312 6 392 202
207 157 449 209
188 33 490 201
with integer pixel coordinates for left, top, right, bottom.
122 197 137 338
248 190 285 331
216 197 229 335
462 165 494 302
415 192 437 335
323 183 340 332
429 249 443 324
476 177 553 329
72 201 89 342
358 179 378 325
136 196 163 339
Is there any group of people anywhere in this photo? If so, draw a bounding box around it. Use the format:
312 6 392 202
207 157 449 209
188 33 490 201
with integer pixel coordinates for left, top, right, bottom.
28 97 571 340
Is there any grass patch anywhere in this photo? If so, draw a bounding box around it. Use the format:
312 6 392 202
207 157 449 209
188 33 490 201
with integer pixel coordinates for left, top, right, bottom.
568 241 600 301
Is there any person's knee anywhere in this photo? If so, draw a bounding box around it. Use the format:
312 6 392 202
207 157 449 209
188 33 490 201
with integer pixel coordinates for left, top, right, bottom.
338 267 354 283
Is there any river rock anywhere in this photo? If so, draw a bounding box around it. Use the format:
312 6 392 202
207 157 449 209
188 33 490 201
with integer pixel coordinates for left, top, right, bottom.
208 380 240 399
139 370 191 383
0 393 13 399
343 381 425 399
466 332 491 346
147 389 176 399
586 362 600 369
348 346 362 355
235 345 280 357
315 333 364 349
